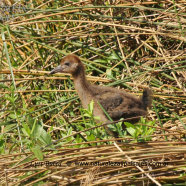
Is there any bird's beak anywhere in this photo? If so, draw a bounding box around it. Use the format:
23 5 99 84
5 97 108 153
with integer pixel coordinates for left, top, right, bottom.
50 65 63 74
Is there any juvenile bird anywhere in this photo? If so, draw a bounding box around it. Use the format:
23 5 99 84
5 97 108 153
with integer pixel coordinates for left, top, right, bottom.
50 54 152 134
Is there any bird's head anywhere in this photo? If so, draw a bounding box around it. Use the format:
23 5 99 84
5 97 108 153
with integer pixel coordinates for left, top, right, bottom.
50 54 83 76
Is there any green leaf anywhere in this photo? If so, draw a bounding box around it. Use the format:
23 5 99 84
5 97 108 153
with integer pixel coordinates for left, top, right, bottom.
126 127 136 137
31 121 43 139
0 139 5 147
84 113 91 118
32 146 43 161
124 122 135 128
30 119 37 136
67 127 72 136
87 133 95 141
22 123 31 137
22 128 29 137
89 100 94 113
8 114 16 119
39 129 52 145
106 69 112 77
108 51 120 60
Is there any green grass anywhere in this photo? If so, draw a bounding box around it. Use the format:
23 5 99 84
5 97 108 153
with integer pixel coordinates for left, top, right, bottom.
0 0 185 185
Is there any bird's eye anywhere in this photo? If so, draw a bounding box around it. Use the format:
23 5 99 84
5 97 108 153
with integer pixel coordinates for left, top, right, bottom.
64 62 70 66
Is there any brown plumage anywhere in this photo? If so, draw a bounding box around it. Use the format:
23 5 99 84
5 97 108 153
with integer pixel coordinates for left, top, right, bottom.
50 54 152 130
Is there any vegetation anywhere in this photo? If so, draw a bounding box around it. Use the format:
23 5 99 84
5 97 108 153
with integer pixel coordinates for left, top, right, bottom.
0 0 185 185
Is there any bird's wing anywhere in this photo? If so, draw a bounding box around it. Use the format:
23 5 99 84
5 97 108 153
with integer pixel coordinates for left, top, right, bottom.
95 92 123 113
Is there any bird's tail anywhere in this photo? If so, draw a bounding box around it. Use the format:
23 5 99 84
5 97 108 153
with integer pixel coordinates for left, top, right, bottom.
141 88 153 110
